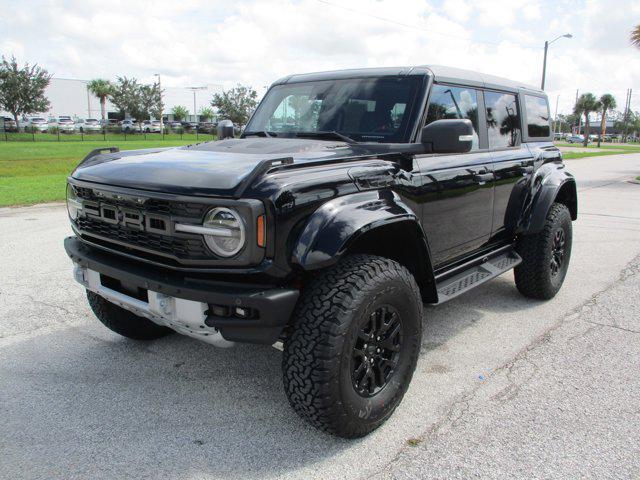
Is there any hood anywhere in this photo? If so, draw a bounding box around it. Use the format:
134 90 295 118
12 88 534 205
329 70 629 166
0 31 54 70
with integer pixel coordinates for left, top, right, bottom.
72 138 365 197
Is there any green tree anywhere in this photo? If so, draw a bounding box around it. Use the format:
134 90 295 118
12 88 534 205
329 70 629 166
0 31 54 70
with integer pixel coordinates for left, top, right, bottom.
199 106 214 121
172 105 189 121
140 82 162 120
87 79 113 123
211 84 258 125
631 25 640 49
109 77 141 121
598 94 616 145
574 93 601 147
0 56 51 127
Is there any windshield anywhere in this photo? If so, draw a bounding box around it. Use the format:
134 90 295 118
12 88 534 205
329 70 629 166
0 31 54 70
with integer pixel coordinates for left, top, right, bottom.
246 76 423 143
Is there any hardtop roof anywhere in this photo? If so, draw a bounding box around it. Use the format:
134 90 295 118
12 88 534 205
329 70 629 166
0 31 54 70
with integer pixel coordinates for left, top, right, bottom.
273 65 544 95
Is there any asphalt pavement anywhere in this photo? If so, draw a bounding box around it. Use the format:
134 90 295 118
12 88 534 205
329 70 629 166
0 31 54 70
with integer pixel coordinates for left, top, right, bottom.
1 154 639 480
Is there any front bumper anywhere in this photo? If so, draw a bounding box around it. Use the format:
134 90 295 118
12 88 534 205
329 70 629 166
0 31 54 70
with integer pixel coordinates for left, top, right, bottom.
65 236 299 345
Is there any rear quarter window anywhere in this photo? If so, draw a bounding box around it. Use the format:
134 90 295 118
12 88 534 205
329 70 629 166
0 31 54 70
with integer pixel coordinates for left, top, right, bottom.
525 95 551 138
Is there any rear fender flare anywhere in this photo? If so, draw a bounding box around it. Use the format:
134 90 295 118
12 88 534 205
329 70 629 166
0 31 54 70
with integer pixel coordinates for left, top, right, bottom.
520 164 577 234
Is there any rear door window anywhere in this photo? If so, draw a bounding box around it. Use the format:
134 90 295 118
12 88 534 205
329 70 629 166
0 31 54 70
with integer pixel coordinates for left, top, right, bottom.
485 91 521 149
524 95 551 138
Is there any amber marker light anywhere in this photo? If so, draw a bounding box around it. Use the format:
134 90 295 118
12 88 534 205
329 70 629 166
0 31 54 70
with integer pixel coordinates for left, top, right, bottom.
257 215 266 248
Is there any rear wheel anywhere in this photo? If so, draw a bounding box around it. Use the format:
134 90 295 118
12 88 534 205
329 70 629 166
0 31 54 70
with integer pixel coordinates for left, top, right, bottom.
87 291 173 340
282 255 422 438
515 203 572 300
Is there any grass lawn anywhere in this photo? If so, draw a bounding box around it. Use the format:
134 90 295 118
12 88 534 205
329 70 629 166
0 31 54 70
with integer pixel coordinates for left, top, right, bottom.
0 139 196 206
556 142 640 160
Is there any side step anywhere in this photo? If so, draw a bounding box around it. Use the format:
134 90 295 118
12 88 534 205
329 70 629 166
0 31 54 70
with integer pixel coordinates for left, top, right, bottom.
435 249 522 304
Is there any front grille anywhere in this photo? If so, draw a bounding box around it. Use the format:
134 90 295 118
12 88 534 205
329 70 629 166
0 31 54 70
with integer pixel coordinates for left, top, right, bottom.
76 217 209 260
73 186 211 262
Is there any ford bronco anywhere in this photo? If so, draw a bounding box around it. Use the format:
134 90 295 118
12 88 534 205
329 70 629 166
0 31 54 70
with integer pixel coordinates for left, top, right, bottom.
65 66 577 438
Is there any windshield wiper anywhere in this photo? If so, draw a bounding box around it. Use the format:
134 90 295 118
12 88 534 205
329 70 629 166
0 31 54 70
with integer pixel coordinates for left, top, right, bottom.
293 131 357 144
243 130 277 138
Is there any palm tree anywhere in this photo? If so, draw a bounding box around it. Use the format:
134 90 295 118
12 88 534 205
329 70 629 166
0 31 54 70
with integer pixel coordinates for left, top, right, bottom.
574 93 601 147
87 79 113 124
598 94 617 144
172 105 189 121
199 106 214 122
631 25 640 49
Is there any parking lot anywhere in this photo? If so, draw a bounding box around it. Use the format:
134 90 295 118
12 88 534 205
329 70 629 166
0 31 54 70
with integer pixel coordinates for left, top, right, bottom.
1 154 639 479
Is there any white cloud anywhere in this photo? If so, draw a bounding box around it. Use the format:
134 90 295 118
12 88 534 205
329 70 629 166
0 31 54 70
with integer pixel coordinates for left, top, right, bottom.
0 0 638 115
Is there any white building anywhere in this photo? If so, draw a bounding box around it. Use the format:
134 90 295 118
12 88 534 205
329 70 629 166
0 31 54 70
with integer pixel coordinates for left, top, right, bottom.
3 77 223 122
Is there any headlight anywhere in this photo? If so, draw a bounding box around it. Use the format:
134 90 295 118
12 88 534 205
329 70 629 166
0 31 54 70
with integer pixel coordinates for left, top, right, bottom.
200 207 246 257
66 184 82 220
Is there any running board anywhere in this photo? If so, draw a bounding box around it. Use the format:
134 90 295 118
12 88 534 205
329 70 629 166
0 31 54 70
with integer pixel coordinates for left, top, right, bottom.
435 249 522 304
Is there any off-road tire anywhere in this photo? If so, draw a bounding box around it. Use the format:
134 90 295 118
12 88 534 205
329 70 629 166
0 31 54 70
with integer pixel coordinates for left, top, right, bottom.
515 202 572 300
87 291 173 340
282 255 423 438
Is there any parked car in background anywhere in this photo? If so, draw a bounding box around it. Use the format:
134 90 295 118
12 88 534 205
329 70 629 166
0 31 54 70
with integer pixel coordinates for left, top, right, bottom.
181 121 199 131
198 121 216 133
566 134 585 144
57 117 77 133
1 116 18 132
168 121 183 131
142 120 162 133
23 117 49 132
76 118 101 133
121 119 140 133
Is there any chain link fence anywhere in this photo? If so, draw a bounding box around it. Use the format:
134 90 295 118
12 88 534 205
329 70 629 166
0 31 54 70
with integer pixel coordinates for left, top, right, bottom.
1 125 217 143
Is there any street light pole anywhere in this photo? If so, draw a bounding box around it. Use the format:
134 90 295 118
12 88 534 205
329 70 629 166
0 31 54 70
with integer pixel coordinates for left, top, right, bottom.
541 33 572 90
189 86 207 122
154 74 163 133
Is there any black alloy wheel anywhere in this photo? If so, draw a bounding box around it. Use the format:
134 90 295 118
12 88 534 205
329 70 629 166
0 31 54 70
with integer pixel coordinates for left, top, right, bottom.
351 305 402 397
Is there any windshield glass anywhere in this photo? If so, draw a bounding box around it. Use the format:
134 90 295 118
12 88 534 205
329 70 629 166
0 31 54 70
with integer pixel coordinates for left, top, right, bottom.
246 76 423 143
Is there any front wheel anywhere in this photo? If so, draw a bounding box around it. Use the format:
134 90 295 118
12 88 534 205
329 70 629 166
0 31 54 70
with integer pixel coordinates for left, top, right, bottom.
514 203 572 300
282 255 423 438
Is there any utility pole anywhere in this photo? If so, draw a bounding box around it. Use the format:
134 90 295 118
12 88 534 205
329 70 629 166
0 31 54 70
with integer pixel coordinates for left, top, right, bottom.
622 89 632 143
553 94 560 134
574 89 579 134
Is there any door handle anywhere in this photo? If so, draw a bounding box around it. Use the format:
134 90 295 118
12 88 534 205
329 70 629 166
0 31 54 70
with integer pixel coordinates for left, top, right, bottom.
473 173 494 184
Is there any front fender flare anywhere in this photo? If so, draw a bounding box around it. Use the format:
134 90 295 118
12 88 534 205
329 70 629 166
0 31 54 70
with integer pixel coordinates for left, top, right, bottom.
292 190 421 270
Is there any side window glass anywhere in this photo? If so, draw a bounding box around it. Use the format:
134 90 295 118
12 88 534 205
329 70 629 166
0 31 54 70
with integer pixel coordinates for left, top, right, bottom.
525 95 551 138
426 85 479 150
485 91 521 148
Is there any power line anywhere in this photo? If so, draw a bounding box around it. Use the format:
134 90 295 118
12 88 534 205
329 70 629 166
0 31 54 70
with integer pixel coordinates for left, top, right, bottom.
315 0 542 50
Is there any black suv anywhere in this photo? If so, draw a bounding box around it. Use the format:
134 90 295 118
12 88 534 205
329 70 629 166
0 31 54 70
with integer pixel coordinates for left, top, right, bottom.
65 66 577 438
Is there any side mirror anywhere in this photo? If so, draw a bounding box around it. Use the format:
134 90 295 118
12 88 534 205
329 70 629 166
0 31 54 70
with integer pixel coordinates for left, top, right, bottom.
217 119 235 140
421 119 474 154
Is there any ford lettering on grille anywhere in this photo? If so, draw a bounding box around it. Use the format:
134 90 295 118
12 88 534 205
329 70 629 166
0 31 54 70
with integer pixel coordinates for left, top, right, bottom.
83 201 170 235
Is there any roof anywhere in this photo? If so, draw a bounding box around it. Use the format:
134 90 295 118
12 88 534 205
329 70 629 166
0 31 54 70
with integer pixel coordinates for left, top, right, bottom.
273 65 543 95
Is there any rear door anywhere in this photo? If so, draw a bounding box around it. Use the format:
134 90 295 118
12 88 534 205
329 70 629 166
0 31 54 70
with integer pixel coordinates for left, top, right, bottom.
416 84 494 267
484 90 534 243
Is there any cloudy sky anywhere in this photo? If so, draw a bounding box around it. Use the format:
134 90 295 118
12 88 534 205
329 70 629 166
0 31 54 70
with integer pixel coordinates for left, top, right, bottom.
1 0 639 115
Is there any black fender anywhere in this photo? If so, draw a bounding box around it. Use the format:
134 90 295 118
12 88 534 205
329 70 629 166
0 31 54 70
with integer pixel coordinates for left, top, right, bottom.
292 189 437 302
520 162 577 234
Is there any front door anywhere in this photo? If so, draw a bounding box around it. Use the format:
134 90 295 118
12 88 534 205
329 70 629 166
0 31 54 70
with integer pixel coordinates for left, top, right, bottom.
415 84 494 267
416 152 494 266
